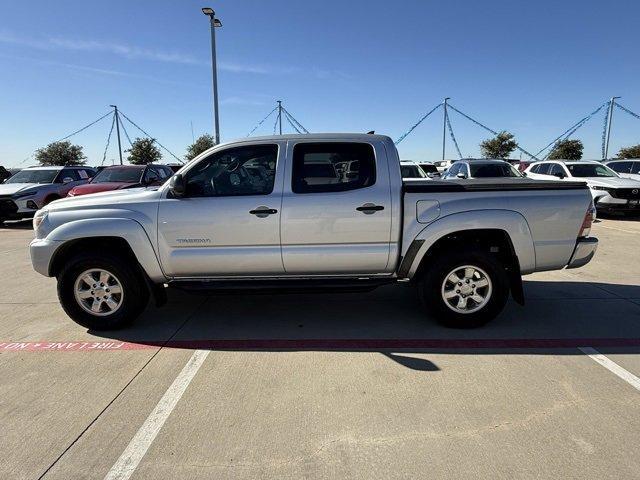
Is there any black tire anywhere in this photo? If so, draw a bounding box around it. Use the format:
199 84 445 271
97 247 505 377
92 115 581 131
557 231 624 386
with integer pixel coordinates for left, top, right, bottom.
418 249 509 328
43 195 60 206
57 253 149 330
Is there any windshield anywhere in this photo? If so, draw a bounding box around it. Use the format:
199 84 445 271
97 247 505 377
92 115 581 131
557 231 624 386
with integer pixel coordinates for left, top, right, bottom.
470 163 521 178
5 169 59 184
567 164 618 178
92 168 143 183
401 165 427 178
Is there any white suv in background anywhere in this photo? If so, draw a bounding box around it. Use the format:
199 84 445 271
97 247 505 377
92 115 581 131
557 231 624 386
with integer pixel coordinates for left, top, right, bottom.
525 160 640 215
605 159 640 182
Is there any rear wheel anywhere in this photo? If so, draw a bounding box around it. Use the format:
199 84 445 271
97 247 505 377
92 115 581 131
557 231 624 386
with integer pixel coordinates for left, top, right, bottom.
419 249 509 328
57 253 149 330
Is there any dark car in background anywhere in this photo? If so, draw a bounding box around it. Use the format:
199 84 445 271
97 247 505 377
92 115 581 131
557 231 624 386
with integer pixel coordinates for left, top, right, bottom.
67 164 174 197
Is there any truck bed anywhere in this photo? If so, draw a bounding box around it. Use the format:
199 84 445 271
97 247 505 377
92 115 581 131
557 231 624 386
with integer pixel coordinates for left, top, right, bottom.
403 178 588 192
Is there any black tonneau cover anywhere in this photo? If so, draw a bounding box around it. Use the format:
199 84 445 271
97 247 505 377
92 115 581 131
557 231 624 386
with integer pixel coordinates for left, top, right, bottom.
403 178 588 193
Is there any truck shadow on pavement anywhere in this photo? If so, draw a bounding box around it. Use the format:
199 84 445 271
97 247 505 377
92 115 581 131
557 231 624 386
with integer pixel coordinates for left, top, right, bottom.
91 280 640 370
0 220 32 230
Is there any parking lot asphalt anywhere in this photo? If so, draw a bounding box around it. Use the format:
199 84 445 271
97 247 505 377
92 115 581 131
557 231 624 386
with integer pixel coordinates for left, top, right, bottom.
0 217 639 479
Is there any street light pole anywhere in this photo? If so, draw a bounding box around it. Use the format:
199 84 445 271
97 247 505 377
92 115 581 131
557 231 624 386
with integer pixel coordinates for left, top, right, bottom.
109 104 123 165
604 96 620 160
202 7 222 144
442 97 450 161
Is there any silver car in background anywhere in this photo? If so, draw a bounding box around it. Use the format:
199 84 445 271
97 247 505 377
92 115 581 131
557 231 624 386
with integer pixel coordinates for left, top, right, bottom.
0 166 95 224
441 159 523 180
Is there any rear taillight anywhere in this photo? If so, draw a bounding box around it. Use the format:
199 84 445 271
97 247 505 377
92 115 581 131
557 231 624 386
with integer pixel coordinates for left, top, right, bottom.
579 203 595 237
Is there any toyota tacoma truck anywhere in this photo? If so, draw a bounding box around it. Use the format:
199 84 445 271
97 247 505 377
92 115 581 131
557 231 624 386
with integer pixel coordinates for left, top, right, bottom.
29 134 598 330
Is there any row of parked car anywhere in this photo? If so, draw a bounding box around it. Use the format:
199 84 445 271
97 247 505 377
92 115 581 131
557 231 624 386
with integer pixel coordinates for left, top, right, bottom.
2 156 640 225
0 164 177 224
400 158 640 215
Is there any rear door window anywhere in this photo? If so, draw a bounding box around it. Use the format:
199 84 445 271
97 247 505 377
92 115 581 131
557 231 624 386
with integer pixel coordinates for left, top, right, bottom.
548 163 566 177
536 164 551 175
291 142 376 194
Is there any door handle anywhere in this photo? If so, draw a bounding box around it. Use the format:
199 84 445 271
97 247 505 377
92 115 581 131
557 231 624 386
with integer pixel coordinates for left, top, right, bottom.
249 207 278 217
356 203 385 214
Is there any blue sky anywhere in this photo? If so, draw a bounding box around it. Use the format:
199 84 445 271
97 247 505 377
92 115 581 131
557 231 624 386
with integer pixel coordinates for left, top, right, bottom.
1 0 640 167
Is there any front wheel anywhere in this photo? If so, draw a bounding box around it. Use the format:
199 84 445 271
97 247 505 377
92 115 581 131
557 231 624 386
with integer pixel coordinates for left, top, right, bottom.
419 249 509 328
57 253 149 330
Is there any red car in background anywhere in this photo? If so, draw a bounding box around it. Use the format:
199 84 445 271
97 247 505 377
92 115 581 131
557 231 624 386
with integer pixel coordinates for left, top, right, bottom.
67 164 174 197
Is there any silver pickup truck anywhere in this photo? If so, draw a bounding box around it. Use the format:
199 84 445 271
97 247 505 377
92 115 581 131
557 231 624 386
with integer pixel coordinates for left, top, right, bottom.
30 134 598 330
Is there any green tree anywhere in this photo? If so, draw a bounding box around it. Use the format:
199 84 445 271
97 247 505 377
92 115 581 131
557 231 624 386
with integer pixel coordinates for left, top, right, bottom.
547 139 583 160
35 141 86 166
616 144 640 159
479 131 518 159
185 134 216 161
126 137 162 165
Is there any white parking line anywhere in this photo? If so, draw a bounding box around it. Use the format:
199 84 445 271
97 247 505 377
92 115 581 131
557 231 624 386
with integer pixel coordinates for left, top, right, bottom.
579 347 640 391
103 350 210 480
597 224 638 235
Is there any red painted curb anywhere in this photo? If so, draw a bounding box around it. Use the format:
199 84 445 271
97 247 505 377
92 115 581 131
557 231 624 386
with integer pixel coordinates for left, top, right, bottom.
1 338 640 352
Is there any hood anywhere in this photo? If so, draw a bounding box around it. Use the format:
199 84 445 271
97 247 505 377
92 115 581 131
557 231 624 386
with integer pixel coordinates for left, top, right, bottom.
0 182 38 196
69 182 138 196
46 187 159 211
583 177 640 188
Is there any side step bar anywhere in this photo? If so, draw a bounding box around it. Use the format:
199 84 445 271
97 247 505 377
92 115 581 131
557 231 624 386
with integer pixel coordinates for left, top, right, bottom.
168 277 395 295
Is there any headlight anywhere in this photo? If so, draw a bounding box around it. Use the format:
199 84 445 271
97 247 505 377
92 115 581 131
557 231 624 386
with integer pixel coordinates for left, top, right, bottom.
590 185 609 191
33 209 48 230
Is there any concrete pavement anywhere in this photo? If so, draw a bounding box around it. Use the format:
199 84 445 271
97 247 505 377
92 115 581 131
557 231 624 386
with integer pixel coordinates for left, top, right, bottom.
0 217 639 479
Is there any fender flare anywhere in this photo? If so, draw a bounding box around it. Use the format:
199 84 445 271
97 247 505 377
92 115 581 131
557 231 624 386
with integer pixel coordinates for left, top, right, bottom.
404 209 536 279
47 217 166 282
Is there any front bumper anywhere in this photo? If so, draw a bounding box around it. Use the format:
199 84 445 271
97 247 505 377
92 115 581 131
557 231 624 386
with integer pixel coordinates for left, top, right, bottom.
30 238 63 277
594 193 640 213
596 202 640 213
0 197 39 219
566 237 598 269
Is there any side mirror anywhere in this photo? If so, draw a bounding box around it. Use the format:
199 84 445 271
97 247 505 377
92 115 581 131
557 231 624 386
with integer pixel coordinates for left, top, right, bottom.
456 172 467 179
553 172 565 179
62 177 74 184
521 171 527 177
169 173 186 197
